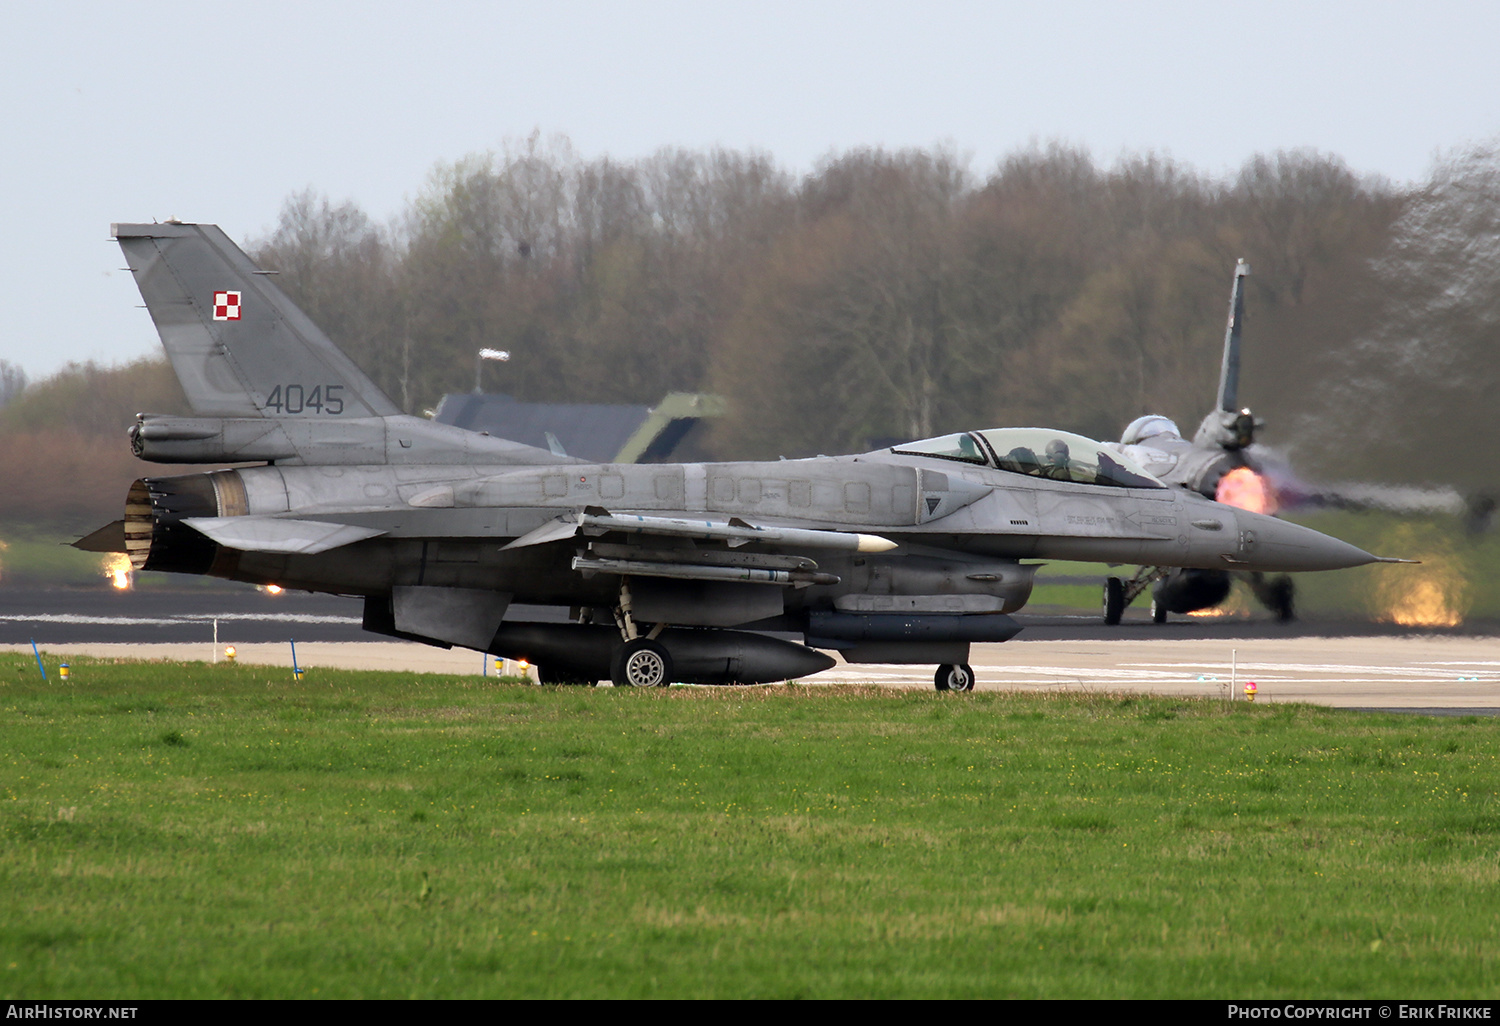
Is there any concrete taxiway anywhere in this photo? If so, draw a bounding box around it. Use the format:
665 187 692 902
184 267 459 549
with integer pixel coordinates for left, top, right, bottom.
8 633 1497 714
4 586 1496 712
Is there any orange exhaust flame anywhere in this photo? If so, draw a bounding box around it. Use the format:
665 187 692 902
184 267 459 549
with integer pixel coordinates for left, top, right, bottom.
1386 578 1464 628
102 553 133 590
1373 524 1468 627
1216 467 1278 515
1184 588 1253 618
261 584 284 595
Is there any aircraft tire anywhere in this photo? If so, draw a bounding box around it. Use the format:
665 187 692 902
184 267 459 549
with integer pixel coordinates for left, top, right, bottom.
1269 576 1295 622
934 663 976 693
1103 577 1125 625
612 639 673 688
1151 599 1168 624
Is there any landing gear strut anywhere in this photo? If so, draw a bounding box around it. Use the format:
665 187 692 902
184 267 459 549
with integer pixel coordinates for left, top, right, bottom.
610 578 672 687
934 663 976 692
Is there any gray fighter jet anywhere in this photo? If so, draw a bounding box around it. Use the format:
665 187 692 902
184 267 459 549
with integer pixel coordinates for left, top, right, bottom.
1100 260 1448 625
82 222 1401 689
1099 260 1289 623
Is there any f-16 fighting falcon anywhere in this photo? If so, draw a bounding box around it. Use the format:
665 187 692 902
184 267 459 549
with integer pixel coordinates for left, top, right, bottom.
78 222 1405 690
1100 260 1442 625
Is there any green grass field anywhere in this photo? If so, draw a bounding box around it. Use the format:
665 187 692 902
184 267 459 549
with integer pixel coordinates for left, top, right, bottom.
3 653 1499 998
0 524 117 588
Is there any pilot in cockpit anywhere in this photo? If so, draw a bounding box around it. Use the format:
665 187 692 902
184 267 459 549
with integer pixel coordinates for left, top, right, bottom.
1043 439 1074 481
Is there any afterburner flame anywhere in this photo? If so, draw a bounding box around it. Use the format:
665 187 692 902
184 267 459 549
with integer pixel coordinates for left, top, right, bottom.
1373 524 1468 627
1216 467 1278 515
1386 577 1464 627
1184 588 1252 618
102 552 132 590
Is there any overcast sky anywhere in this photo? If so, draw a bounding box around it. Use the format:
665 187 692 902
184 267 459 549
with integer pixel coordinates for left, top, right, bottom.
3 0 1498 382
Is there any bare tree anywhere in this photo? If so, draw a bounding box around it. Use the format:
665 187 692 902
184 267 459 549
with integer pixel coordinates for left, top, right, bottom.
0 360 26 407
711 147 973 456
1322 141 1500 490
252 191 404 404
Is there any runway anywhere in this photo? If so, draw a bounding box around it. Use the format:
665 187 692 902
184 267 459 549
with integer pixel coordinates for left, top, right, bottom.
4 587 1497 712
0 586 367 644
6 586 1489 645
826 635 1500 712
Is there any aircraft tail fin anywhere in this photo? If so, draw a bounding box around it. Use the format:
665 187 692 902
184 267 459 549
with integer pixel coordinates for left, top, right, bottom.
113 222 401 420
1215 259 1250 413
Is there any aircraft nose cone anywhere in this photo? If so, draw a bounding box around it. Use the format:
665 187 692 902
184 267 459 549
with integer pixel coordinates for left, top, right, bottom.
1232 511 1379 572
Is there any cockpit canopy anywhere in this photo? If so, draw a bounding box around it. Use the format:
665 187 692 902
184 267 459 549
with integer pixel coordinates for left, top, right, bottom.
1121 414 1182 446
891 428 1165 489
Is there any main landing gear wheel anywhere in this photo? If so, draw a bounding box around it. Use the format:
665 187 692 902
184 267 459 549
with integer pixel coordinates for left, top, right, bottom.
934 663 976 692
1103 577 1125 625
1151 598 1168 624
611 639 673 688
1266 575 1295 622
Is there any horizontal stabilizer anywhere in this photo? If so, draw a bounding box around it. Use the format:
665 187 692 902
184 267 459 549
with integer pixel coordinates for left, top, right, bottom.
183 516 385 554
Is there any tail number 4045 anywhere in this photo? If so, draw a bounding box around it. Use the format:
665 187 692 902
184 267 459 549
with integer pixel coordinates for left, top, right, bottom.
264 384 344 415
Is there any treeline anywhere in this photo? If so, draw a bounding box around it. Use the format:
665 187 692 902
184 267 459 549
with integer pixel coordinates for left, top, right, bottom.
5 134 1500 535
249 134 1492 483
0 359 188 529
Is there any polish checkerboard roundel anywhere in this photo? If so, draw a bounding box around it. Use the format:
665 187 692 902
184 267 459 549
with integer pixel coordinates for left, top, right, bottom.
212 290 242 321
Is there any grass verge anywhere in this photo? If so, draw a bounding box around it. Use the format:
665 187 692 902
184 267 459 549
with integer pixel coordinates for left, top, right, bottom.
3 653 1499 998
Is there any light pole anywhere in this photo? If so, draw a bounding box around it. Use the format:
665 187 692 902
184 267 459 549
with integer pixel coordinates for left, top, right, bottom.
475 348 510 394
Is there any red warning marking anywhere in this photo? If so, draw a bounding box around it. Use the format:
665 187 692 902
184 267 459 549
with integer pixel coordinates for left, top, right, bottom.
212 291 241 321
